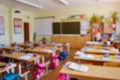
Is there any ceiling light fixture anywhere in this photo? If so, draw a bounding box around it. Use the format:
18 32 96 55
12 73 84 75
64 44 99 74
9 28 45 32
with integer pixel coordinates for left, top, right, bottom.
59 0 69 6
16 0 43 9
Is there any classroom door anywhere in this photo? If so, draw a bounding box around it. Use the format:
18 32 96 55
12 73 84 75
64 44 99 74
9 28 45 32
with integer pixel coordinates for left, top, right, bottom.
24 22 30 42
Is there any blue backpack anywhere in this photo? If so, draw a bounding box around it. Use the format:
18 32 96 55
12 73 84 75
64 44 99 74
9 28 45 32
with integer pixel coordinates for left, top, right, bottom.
58 51 68 60
3 73 19 80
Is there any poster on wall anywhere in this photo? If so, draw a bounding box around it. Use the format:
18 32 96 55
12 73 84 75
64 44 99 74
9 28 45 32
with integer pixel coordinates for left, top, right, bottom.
0 17 4 35
14 18 22 34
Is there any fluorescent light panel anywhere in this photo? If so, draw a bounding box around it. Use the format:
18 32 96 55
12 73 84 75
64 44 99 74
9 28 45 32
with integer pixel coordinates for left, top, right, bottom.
59 0 69 5
16 0 43 9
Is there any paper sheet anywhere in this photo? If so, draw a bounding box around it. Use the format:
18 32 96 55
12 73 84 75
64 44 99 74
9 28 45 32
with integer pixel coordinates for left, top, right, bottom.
68 63 89 72
42 49 53 53
18 54 33 60
78 65 89 72
98 49 110 53
85 54 95 59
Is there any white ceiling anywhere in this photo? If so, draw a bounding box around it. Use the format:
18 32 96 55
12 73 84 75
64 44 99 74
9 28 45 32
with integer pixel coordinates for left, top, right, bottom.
0 0 120 12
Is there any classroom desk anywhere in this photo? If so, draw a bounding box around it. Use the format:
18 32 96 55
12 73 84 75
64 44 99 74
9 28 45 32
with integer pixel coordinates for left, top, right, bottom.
81 47 120 55
0 46 13 51
0 53 40 80
0 62 7 73
0 62 16 73
60 65 120 80
0 52 40 62
24 46 59 56
86 41 104 46
74 54 120 65
17 42 39 48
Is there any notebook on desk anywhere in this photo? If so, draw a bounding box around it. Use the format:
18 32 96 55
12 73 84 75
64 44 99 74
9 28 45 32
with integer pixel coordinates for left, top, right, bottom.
68 62 89 72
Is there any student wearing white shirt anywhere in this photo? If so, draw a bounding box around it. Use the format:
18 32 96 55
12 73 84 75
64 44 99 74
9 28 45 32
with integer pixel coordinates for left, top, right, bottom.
95 30 102 42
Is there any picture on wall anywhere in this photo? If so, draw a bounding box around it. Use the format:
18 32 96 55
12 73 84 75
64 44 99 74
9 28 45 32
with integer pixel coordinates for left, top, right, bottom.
0 17 4 35
14 18 22 34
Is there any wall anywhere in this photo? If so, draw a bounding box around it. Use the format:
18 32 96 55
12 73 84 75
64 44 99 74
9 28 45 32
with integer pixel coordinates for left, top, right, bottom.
35 2 120 42
35 2 120 21
0 4 10 45
0 4 35 45
11 8 35 43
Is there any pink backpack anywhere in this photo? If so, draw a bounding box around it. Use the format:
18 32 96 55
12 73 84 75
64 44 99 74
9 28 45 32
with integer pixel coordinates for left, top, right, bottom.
50 54 59 69
33 63 45 79
57 73 70 80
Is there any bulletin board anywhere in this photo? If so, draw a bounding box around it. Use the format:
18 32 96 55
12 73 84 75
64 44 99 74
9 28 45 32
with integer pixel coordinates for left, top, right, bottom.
0 17 4 35
14 18 22 34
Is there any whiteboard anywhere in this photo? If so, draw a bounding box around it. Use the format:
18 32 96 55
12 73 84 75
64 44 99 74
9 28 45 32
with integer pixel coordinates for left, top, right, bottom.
35 18 53 35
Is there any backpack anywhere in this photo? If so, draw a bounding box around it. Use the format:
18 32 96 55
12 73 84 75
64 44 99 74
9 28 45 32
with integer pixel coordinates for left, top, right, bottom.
58 51 68 60
3 72 19 80
50 54 59 69
57 73 70 80
33 63 45 79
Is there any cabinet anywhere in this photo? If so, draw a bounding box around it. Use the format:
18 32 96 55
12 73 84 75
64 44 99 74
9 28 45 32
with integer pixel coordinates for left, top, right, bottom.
51 35 91 49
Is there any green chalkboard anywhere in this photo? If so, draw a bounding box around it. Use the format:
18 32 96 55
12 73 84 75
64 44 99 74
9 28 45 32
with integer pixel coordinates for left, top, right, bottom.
62 22 80 34
52 22 61 34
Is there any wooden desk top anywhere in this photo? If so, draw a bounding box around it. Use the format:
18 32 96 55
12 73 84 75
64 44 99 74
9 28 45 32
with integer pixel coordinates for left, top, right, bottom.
1 46 13 50
0 52 40 62
25 46 57 55
81 47 119 55
86 41 104 46
18 42 33 47
17 42 39 48
74 54 120 64
60 65 120 80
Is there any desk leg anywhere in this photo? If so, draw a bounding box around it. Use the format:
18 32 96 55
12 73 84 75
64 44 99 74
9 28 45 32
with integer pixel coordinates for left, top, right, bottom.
34 57 40 64
45 61 50 73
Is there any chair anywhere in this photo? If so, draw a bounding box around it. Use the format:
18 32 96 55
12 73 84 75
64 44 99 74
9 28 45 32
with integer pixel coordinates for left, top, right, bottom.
18 63 30 80
63 42 70 54
41 56 51 73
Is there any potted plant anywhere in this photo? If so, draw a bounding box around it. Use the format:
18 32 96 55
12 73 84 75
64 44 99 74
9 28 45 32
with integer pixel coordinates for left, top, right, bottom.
111 11 118 24
42 37 47 44
90 14 99 24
